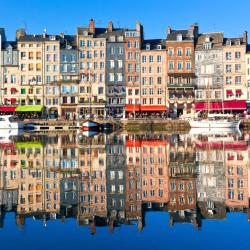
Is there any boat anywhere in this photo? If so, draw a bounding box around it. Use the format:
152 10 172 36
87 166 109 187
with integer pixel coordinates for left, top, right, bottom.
0 115 24 129
81 120 100 131
189 114 241 129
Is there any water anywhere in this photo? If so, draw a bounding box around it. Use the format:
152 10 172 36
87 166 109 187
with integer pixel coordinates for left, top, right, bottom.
0 129 250 250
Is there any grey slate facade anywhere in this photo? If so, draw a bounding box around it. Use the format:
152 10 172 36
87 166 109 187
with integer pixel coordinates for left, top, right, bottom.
195 32 224 102
105 28 126 116
106 134 126 221
60 35 78 78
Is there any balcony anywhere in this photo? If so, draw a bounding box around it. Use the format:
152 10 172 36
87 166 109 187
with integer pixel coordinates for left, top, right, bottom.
167 82 195 88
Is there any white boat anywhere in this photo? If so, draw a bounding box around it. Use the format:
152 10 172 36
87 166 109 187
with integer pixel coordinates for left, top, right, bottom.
81 120 100 131
189 113 241 129
0 115 23 129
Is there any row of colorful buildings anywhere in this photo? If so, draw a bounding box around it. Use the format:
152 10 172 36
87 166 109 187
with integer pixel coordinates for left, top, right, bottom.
0 20 250 118
0 132 250 231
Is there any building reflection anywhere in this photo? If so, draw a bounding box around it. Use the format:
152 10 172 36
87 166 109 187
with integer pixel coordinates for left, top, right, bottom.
0 131 249 232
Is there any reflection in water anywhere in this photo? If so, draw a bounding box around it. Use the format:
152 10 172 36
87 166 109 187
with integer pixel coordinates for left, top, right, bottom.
0 131 249 234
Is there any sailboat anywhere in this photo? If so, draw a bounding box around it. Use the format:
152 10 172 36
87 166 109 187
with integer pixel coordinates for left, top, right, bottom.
81 72 100 131
189 80 241 129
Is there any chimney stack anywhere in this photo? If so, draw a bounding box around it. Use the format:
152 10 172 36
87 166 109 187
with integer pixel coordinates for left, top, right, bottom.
189 23 199 38
243 31 248 44
16 28 26 40
108 21 113 32
167 26 171 35
89 19 95 34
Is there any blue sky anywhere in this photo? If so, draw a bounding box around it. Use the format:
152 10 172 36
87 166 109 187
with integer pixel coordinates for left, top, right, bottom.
1 0 250 40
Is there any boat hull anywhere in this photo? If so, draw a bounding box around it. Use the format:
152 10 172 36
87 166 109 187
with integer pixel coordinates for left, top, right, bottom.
81 121 100 131
189 120 241 129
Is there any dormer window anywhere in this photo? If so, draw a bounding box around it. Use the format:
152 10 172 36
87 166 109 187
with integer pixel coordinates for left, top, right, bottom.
157 44 162 50
110 36 115 42
49 35 56 41
236 39 241 45
203 43 212 50
205 35 210 42
177 34 182 41
226 39 231 46
146 44 150 50
83 31 88 36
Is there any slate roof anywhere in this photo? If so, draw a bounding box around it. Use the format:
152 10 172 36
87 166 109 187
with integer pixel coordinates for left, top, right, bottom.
60 35 77 49
166 30 193 41
2 41 17 50
18 34 61 42
195 32 224 50
141 39 166 50
223 37 244 46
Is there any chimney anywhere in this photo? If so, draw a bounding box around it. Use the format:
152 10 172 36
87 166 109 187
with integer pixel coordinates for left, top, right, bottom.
108 21 113 32
167 26 171 35
60 32 65 38
89 19 95 34
42 28 47 38
136 21 144 39
243 31 248 44
16 28 26 40
189 23 199 38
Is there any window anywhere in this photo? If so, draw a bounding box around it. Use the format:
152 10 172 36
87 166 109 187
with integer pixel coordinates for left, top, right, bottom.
157 45 162 50
235 76 241 85
177 48 182 56
157 55 162 62
203 43 211 49
110 60 115 69
98 87 103 94
186 48 191 56
177 61 183 70
235 64 241 73
177 34 182 41
118 47 124 54
157 77 162 84
117 73 123 81
186 62 191 70
110 47 115 54
226 52 232 60
169 61 174 70
142 55 147 63
168 48 174 56
109 73 114 81
226 64 232 73
226 76 232 85
146 44 150 50
235 51 241 59
149 56 154 63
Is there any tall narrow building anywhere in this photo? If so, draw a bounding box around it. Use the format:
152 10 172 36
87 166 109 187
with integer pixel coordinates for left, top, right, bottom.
166 24 198 117
105 21 126 116
125 22 143 117
77 19 106 117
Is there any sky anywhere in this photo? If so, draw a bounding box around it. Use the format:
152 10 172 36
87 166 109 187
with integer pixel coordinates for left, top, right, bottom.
1 0 250 40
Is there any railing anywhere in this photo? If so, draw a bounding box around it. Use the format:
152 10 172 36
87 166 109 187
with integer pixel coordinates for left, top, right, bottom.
167 83 195 88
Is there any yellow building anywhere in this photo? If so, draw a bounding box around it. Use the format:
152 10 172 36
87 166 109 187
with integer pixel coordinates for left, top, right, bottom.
77 19 106 117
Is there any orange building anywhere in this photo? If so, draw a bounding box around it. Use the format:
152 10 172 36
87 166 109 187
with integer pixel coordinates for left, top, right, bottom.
166 24 198 117
125 22 143 117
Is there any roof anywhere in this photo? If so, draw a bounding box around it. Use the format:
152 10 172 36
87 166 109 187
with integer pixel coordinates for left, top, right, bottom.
2 41 17 49
223 37 244 46
60 35 77 49
167 30 193 41
18 34 61 42
195 32 224 50
141 39 166 50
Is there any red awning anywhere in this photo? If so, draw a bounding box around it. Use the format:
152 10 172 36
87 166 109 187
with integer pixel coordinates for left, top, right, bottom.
10 98 17 103
236 89 242 95
10 88 17 92
226 90 233 95
126 140 141 147
195 102 222 111
125 104 140 112
223 100 246 110
140 105 166 111
195 141 247 150
141 140 167 146
0 106 16 112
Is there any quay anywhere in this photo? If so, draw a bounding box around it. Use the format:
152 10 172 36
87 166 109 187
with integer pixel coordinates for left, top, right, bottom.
19 118 250 132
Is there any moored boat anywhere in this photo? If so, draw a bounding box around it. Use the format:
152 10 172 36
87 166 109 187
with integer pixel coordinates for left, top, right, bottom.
81 120 100 131
0 115 23 129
